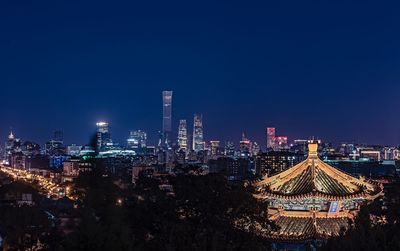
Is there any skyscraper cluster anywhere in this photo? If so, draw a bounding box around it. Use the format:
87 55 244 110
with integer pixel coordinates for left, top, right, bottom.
160 91 205 155
3 89 400 185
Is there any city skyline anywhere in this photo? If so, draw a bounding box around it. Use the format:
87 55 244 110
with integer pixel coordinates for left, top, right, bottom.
1 2 400 146
3 109 400 149
1 2 400 250
2 86 400 147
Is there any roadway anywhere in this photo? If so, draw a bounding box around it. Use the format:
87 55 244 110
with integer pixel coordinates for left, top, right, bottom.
0 164 71 200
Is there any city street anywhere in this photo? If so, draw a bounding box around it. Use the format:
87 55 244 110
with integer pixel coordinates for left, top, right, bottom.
0 165 68 200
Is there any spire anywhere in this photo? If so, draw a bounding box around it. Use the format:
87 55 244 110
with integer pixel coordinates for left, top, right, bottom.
8 129 14 140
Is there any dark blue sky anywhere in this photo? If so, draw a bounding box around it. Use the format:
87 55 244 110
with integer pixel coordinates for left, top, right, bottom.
1 1 400 147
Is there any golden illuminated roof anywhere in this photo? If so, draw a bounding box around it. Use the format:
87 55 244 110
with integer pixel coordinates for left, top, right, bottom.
255 142 382 198
270 216 349 240
236 214 352 241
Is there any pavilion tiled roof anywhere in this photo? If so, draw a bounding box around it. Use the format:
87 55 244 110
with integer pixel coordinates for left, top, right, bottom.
255 142 382 198
268 216 349 240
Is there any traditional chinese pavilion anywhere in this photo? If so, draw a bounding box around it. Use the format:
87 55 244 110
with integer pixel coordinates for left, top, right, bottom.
253 141 383 240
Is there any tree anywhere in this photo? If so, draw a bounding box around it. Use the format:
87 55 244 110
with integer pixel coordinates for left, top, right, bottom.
126 173 271 250
60 160 134 251
321 179 400 251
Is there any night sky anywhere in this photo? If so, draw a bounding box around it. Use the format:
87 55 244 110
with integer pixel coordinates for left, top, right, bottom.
1 1 400 147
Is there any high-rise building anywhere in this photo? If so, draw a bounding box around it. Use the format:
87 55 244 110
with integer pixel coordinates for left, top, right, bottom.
208 157 249 181
291 139 309 154
45 130 65 156
162 91 173 146
193 113 204 152
127 130 147 151
4 130 16 164
255 151 305 176
267 127 289 151
266 127 276 150
67 144 82 156
96 122 111 151
45 140 65 156
210 140 220 156
21 141 41 156
239 133 252 158
177 120 188 152
224 141 235 157
275 136 288 150
251 142 261 156
382 147 395 160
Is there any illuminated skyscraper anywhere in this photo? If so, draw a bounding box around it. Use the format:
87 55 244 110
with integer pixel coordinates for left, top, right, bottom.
96 121 111 151
266 127 276 150
177 120 188 152
193 113 204 152
251 142 261 156
4 130 16 164
224 141 235 157
162 91 173 146
239 132 252 158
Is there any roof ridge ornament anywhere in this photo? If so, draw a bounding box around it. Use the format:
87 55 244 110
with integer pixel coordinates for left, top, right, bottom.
308 140 320 159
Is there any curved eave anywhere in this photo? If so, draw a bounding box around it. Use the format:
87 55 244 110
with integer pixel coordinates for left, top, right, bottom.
264 232 343 242
254 188 383 201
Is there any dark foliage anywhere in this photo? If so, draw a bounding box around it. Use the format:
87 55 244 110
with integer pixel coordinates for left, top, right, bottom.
320 179 400 251
56 162 271 251
0 205 52 250
125 174 271 251
60 160 133 251
0 178 53 250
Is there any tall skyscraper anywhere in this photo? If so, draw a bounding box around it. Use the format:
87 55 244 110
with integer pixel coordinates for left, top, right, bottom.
162 91 173 146
177 120 188 152
266 127 276 150
96 121 111 151
193 113 204 152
